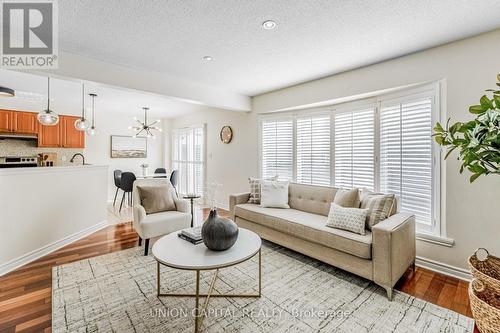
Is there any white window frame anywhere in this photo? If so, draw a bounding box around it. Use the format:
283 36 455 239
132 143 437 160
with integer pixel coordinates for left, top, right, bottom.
171 123 207 197
258 81 450 243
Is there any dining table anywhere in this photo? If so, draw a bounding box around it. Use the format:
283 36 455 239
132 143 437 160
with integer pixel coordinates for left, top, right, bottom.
135 173 170 179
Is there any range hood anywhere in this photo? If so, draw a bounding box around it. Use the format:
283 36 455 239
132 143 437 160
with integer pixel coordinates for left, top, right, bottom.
0 132 38 140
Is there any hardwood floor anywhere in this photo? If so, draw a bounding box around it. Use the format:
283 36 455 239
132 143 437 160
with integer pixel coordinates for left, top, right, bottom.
0 208 474 332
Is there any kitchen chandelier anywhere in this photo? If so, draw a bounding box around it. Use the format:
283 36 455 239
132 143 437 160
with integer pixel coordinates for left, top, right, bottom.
37 77 59 126
86 93 98 136
74 84 90 131
129 107 161 138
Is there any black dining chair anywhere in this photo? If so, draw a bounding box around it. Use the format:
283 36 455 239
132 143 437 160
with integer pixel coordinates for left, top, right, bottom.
119 172 136 212
154 167 167 178
170 169 179 196
113 170 122 206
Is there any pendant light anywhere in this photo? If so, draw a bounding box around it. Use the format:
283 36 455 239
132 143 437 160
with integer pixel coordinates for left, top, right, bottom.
74 84 90 131
37 77 59 126
129 107 161 138
0 86 15 97
86 93 98 136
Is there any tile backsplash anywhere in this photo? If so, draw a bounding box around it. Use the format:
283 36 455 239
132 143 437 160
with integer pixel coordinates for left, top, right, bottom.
0 139 83 166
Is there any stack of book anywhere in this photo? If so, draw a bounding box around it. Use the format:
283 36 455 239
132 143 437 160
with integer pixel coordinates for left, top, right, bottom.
178 227 203 244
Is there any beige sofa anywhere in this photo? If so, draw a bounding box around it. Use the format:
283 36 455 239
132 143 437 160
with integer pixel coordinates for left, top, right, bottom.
230 183 416 300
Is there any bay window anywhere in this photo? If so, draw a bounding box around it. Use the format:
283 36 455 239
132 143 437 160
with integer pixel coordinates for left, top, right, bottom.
259 83 442 235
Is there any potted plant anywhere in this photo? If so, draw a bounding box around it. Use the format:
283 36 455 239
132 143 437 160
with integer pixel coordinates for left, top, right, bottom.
433 74 500 333
433 74 500 182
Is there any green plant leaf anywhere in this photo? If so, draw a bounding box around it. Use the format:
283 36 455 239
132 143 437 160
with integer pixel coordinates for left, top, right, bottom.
469 105 485 114
433 122 444 133
470 173 482 183
480 95 494 109
434 135 444 145
444 146 457 159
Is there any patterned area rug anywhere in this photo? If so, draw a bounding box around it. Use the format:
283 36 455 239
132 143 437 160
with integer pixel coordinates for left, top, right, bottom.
52 241 473 332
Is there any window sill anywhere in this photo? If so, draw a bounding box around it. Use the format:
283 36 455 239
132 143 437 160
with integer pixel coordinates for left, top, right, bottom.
416 232 455 247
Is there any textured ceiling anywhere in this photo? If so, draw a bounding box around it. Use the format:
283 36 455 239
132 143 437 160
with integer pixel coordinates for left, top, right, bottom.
60 0 500 96
0 70 216 118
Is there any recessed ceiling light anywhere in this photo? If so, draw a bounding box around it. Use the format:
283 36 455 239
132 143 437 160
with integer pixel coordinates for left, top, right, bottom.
262 20 277 30
202 56 213 61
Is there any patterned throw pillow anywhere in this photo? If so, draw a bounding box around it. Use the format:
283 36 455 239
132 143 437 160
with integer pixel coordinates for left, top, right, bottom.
359 191 396 230
325 203 368 235
248 176 278 204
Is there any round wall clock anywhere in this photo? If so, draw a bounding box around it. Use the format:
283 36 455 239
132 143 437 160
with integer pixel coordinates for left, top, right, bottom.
220 125 233 144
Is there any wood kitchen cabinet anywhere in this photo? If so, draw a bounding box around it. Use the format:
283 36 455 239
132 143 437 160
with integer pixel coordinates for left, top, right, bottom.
0 109 13 132
12 111 38 134
1 109 38 133
61 115 85 148
38 121 62 147
38 115 85 148
1 110 85 148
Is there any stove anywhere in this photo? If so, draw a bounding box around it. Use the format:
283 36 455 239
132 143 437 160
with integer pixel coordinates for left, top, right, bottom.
0 156 39 168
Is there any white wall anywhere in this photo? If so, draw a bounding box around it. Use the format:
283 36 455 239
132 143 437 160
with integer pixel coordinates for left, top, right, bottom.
252 29 500 271
83 111 164 201
165 107 258 208
0 166 108 275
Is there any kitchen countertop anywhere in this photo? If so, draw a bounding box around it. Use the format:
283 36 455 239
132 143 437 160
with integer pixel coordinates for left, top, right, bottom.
0 164 108 175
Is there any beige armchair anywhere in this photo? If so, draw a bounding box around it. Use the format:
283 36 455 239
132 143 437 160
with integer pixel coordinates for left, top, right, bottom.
132 178 191 255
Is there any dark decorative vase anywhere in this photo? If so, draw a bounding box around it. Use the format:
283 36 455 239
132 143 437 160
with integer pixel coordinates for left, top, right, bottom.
202 209 239 251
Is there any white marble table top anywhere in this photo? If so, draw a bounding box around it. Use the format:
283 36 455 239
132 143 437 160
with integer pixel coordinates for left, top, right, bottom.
152 228 261 270
135 173 169 178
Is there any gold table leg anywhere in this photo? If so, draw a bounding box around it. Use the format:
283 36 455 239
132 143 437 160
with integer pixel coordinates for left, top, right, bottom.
156 247 262 332
195 270 200 333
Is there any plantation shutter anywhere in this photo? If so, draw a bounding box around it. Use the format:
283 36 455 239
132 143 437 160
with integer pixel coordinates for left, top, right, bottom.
334 108 375 190
380 98 433 227
260 118 293 180
296 114 331 186
172 126 205 196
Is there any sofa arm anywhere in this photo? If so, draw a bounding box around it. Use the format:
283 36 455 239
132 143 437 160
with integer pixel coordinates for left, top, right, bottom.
229 192 251 220
372 213 416 297
174 198 191 214
133 204 147 237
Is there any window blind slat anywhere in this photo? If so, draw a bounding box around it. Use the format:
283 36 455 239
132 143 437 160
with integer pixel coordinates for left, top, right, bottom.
261 119 293 180
334 108 375 190
296 115 331 186
380 98 433 227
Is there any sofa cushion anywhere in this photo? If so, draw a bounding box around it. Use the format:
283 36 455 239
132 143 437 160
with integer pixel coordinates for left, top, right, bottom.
137 184 176 214
234 204 372 259
140 211 191 239
288 183 337 216
326 203 368 235
333 188 360 208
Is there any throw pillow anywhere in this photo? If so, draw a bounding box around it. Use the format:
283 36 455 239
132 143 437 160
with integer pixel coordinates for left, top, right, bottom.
260 180 290 208
333 188 360 208
248 176 278 204
325 203 368 235
359 191 396 230
137 184 176 214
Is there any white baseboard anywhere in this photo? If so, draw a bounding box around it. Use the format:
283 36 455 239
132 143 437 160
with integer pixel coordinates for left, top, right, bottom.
416 256 471 281
0 221 108 277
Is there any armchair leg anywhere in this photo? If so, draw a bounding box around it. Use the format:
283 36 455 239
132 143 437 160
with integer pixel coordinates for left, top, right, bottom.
385 287 393 301
412 261 416 271
144 239 150 256
138 237 142 246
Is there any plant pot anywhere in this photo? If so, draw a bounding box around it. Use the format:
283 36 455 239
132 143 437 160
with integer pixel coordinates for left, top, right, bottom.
201 209 238 251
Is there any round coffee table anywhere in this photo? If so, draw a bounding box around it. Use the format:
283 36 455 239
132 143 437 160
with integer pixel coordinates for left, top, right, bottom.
152 228 262 333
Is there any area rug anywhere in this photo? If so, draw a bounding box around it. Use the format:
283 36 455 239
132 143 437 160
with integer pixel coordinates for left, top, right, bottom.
52 241 473 332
